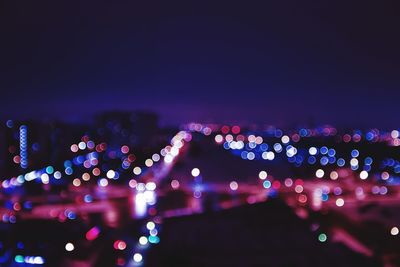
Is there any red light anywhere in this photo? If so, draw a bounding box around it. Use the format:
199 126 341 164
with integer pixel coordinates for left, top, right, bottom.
294 179 304 186
343 134 351 143
128 154 136 162
298 194 307 204
13 202 21 211
148 207 157 216
232 126 240 134
272 180 281 190
13 156 20 164
221 126 230 134
113 240 127 250
117 257 126 266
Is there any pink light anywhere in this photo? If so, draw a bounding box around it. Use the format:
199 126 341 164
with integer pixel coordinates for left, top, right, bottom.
86 226 100 241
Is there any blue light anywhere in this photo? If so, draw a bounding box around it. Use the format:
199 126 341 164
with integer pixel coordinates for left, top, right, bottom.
88 152 98 159
17 242 24 249
363 165 371 172
9 216 16 223
296 155 304 164
19 125 28 169
247 152 255 160
15 255 24 263
308 156 316 164
6 120 13 128
84 194 93 203
75 155 85 164
45 166 54 174
337 158 345 167
32 143 40 152
223 142 230 150
23 201 33 210
351 149 359 157
327 149 336 157
299 128 308 137
395 165 400 173
148 235 160 244
263 180 271 189
65 167 73 175
351 164 359 171
366 132 374 141
320 146 328 155
364 157 373 165
273 143 282 153
67 211 76 220
64 160 72 168
274 129 283 138
320 157 329 166
260 143 269 151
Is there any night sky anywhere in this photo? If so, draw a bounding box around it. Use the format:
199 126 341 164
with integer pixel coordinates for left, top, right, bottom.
1 1 400 127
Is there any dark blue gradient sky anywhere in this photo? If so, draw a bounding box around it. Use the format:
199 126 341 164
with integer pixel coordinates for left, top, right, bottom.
1 1 400 127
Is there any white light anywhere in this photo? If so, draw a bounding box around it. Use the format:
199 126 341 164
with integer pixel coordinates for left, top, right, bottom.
137 183 146 191
360 170 368 180
229 181 238 191
24 256 45 265
309 147 317 155
258 171 268 180
281 135 290 144
33 256 45 264
336 198 344 207
152 154 160 162
146 221 155 230
330 171 339 180
145 182 156 191
133 167 142 175
316 169 324 178
391 227 399 236
145 159 154 167
286 146 297 157
41 173 49 184
135 192 147 218
191 168 200 177
139 236 148 245
144 190 156 205
263 151 275 160
350 158 359 166
164 154 173 164
99 178 108 187
78 141 86 150
215 134 224 143
236 141 244 149
65 242 74 251
170 147 179 156
391 130 399 139
54 171 62 179
106 170 115 179
133 253 143 263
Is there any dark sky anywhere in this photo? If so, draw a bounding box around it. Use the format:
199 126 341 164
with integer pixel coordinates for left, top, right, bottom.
1 1 400 128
